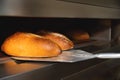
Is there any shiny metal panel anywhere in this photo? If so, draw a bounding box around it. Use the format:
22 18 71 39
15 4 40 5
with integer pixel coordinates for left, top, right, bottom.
0 0 120 18
60 0 120 9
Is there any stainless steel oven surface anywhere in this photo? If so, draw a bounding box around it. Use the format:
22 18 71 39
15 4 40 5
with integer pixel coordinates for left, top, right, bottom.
0 17 120 80
62 59 120 80
0 0 120 18
0 0 120 80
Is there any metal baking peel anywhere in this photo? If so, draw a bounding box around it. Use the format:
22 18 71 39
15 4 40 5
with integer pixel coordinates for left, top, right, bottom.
11 50 120 63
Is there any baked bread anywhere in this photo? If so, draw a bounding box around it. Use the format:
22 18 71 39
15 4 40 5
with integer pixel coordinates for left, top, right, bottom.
1 32 61 57
70 30 90 41
37 31 74 50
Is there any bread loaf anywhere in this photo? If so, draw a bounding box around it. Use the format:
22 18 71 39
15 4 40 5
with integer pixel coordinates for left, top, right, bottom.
1 32 61 57
37 31 74 50
70 30 90 41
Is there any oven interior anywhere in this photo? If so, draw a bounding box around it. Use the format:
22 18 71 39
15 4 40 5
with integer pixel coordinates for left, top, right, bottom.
0 17 119 52
0 17 114 46
0 17 120 80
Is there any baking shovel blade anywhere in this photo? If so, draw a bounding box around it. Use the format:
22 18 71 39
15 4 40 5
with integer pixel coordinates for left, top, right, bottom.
11 50 120 63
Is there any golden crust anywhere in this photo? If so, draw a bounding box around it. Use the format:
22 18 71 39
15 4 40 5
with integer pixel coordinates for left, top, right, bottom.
1 32 61 57
37 31 74 50
71 30 90 41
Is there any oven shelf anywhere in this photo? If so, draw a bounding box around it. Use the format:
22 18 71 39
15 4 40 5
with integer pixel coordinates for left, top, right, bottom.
62 59 120 80
0 45 120 80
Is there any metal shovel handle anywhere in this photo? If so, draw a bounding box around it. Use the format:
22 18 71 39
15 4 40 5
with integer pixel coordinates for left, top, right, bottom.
95 53 120 58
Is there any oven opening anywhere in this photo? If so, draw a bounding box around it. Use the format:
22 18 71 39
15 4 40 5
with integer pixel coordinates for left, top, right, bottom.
0 17 120 80
0 17 119 54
